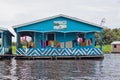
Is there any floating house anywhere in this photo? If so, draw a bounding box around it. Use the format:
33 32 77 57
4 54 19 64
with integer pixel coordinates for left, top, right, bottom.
0 28 13 55
111 41 120 53
13 14 103 56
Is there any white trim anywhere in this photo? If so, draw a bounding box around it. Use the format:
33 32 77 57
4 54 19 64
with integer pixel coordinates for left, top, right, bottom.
13 14 103 29
17 30 101 33
111 41 120 45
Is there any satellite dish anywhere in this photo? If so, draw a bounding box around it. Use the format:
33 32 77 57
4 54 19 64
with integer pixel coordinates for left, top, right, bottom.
100 18 106 26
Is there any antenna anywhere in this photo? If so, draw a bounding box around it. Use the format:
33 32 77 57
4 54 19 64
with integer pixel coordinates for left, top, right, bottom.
100 18 106 26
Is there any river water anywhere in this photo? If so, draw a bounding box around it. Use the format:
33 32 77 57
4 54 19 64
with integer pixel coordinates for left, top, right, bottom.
0 54 120 80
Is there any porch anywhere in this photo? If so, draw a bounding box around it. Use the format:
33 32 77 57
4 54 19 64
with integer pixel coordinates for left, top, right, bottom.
16 31 102 56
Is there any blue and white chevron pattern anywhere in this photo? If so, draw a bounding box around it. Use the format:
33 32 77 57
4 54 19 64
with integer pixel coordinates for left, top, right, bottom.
16 48 102 56
0 47 4 55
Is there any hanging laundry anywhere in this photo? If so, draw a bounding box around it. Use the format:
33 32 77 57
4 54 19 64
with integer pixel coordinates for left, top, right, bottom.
88 39 92 46
48 40 53 46
77 37 80 46
51 41 54 47
56 41 58 47
77 37 80 43
89 39 92 45
80 42 84 46
31 42 34 47
27 42 32 48
24 36 27 42
33 42 36 48
22 36 26 42
80 37 83 43
85 40 89 46
44 41 46 48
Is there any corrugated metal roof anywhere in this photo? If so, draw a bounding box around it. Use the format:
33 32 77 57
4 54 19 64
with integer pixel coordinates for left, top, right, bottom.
13 14 103 29
111 41 120 44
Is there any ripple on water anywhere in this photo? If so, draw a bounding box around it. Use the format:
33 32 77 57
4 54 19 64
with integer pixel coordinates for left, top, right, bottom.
0 54 120 80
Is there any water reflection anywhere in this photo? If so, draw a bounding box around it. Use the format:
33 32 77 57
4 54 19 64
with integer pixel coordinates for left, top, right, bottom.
0 54 120 80
0 58 18 80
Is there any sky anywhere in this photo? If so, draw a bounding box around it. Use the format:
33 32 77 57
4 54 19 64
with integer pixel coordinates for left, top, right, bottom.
0 0 120 37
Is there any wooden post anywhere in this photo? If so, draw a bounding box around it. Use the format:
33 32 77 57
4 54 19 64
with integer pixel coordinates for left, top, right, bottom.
1 31 3 47
34 32 35 43
64 33 66 48
42 33 44 48
92 32 95 48
16 32 18 48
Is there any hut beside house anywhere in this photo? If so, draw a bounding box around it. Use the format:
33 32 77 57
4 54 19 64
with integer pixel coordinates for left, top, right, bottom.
111 41 120 53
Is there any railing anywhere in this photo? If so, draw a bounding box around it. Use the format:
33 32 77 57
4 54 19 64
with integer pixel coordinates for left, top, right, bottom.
16 48 102 56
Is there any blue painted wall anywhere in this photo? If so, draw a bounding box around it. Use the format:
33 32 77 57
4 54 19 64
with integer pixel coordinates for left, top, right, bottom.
33 32 95 48
56 32 76 42
34 32 42 48
3 31 12 47
15 17 102 33
0 31 12 54
15 16 102 49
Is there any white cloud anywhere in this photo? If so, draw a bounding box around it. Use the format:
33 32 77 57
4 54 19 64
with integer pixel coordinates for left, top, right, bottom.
0 0 120 36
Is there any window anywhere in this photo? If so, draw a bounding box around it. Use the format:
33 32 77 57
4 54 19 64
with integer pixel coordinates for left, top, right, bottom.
114 45 117 48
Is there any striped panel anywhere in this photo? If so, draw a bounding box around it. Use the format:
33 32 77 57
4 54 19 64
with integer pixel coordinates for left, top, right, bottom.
0 47 4 55
16 48 102 56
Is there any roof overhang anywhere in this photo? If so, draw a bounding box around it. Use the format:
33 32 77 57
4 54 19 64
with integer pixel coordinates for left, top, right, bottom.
17 30 101 33
111 41 120 45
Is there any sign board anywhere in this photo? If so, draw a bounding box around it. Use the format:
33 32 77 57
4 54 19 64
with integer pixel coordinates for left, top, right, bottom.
54 21 67 30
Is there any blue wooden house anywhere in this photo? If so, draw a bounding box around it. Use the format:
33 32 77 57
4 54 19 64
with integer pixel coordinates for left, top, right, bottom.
13 14 103 56
0 28 13 55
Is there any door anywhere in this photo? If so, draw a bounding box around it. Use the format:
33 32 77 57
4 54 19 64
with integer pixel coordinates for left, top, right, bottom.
47 33 55 40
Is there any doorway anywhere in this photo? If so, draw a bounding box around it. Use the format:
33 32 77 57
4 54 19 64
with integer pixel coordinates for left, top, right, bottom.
47 33 55 40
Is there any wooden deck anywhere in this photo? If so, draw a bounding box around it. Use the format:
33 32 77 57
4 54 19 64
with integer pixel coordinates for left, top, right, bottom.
0 55 104 60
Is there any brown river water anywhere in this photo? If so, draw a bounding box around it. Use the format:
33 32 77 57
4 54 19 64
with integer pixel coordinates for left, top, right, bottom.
0 54 120 80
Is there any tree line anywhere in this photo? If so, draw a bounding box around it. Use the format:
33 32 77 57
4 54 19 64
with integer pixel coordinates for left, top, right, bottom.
95 28 120 45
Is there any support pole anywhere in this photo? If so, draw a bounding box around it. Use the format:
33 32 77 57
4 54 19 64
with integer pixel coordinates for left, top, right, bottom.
1 32 3 47
64 33 66 48
92 32 95 48
76 33 78 47
16 32 18 48
42 33 44 48
34 32 36 43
